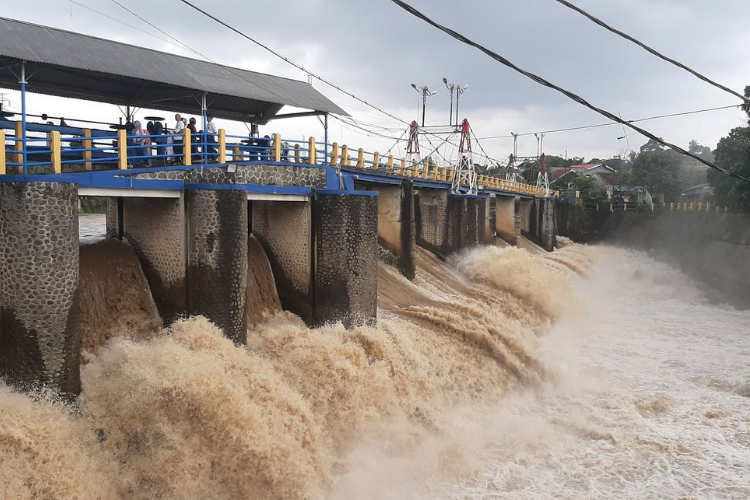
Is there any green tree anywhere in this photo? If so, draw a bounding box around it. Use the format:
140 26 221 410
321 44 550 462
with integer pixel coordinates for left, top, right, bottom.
707 85 750 212
709 126 750 211
632 149 681 196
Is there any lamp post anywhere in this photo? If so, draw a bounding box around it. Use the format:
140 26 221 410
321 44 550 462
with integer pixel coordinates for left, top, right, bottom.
411 83 437 127
455 84 468 126
443 78 455 126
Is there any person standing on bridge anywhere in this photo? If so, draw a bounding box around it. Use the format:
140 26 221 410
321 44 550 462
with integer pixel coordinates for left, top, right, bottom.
206 115 218 160
130 120 151 167
173 114 185 164
188 117 199 162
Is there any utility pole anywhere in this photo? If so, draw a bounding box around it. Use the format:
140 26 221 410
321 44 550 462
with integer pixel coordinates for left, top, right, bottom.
411 83 437 127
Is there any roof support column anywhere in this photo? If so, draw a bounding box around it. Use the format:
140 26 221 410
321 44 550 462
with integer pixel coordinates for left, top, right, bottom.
324 113 329 166
201 92 208 167
20 60 27 177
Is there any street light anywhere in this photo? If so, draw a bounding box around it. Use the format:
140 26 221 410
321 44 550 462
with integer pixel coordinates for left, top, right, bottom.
455 84 469 126
443 78 455 126
411 83 437 127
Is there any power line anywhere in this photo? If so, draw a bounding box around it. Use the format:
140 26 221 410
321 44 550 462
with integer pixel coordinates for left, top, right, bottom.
175 0 409 126
477 104 741 140
108 0 295 109
552 0 750 105
175 0 499 162
386 0 750 183
67 0 180 48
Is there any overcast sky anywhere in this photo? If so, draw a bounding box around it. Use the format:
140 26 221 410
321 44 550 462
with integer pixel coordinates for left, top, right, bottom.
3 0 750 162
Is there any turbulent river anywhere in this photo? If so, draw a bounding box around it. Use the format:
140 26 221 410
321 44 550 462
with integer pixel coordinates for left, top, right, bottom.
1 217 748 500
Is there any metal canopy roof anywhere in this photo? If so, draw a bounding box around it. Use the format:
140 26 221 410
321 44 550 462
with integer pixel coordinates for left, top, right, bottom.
0 17 347 123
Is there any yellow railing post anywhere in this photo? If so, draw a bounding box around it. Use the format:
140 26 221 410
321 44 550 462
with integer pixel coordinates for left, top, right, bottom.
330 142 339 166
0 130 5 175
308 136 317 165
218 129 227 163
373 152 380 171
118 129 128 169
422 159 429 179
183 128 192 166
51 131 61 174
14 121 23 173
83 128 92 171
399 158 407 176
233 146 242 162
357 148 365 168
387 155 394 175
272 133 281 162
294 144 301 163
341 145 350 167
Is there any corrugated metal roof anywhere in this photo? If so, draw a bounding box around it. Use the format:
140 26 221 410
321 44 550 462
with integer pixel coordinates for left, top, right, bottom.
0 17 347 122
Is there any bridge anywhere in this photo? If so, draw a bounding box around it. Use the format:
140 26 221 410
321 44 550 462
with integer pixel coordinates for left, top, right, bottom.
0 17 557 395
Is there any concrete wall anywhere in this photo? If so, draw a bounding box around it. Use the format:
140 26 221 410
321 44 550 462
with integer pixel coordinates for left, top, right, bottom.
313 192 378 328
0 183 81 394
122 197 187 325
366 182 416 280
136 164 326 188
599 210 750 308
251 200 314 323
496 195 518 245
186 189 248 344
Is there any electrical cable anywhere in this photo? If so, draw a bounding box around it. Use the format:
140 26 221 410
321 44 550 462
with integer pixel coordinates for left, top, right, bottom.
67 0 182 49
387 0 750 183
109 0 295 109
177 0 501 165
552 0 750 104
175 0 410 127
477 104 741 140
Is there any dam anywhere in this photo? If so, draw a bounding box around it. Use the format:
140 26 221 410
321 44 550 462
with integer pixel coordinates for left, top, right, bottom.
0 18 556 394
3 16 750 500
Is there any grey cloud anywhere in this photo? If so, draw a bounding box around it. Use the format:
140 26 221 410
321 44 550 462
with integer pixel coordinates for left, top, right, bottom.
3 0 749 160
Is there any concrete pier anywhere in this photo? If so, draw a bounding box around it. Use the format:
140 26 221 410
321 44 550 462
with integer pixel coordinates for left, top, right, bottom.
415 188 448 257
313 191 378 328
186 188 248 345
0 182 81 394
485 194 497 245
122 197 187 325
416 189 487 258
446 195 486 254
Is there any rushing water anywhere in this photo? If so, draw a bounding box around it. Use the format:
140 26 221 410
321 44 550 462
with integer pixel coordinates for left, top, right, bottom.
1 236 748 500
434 248 750 500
